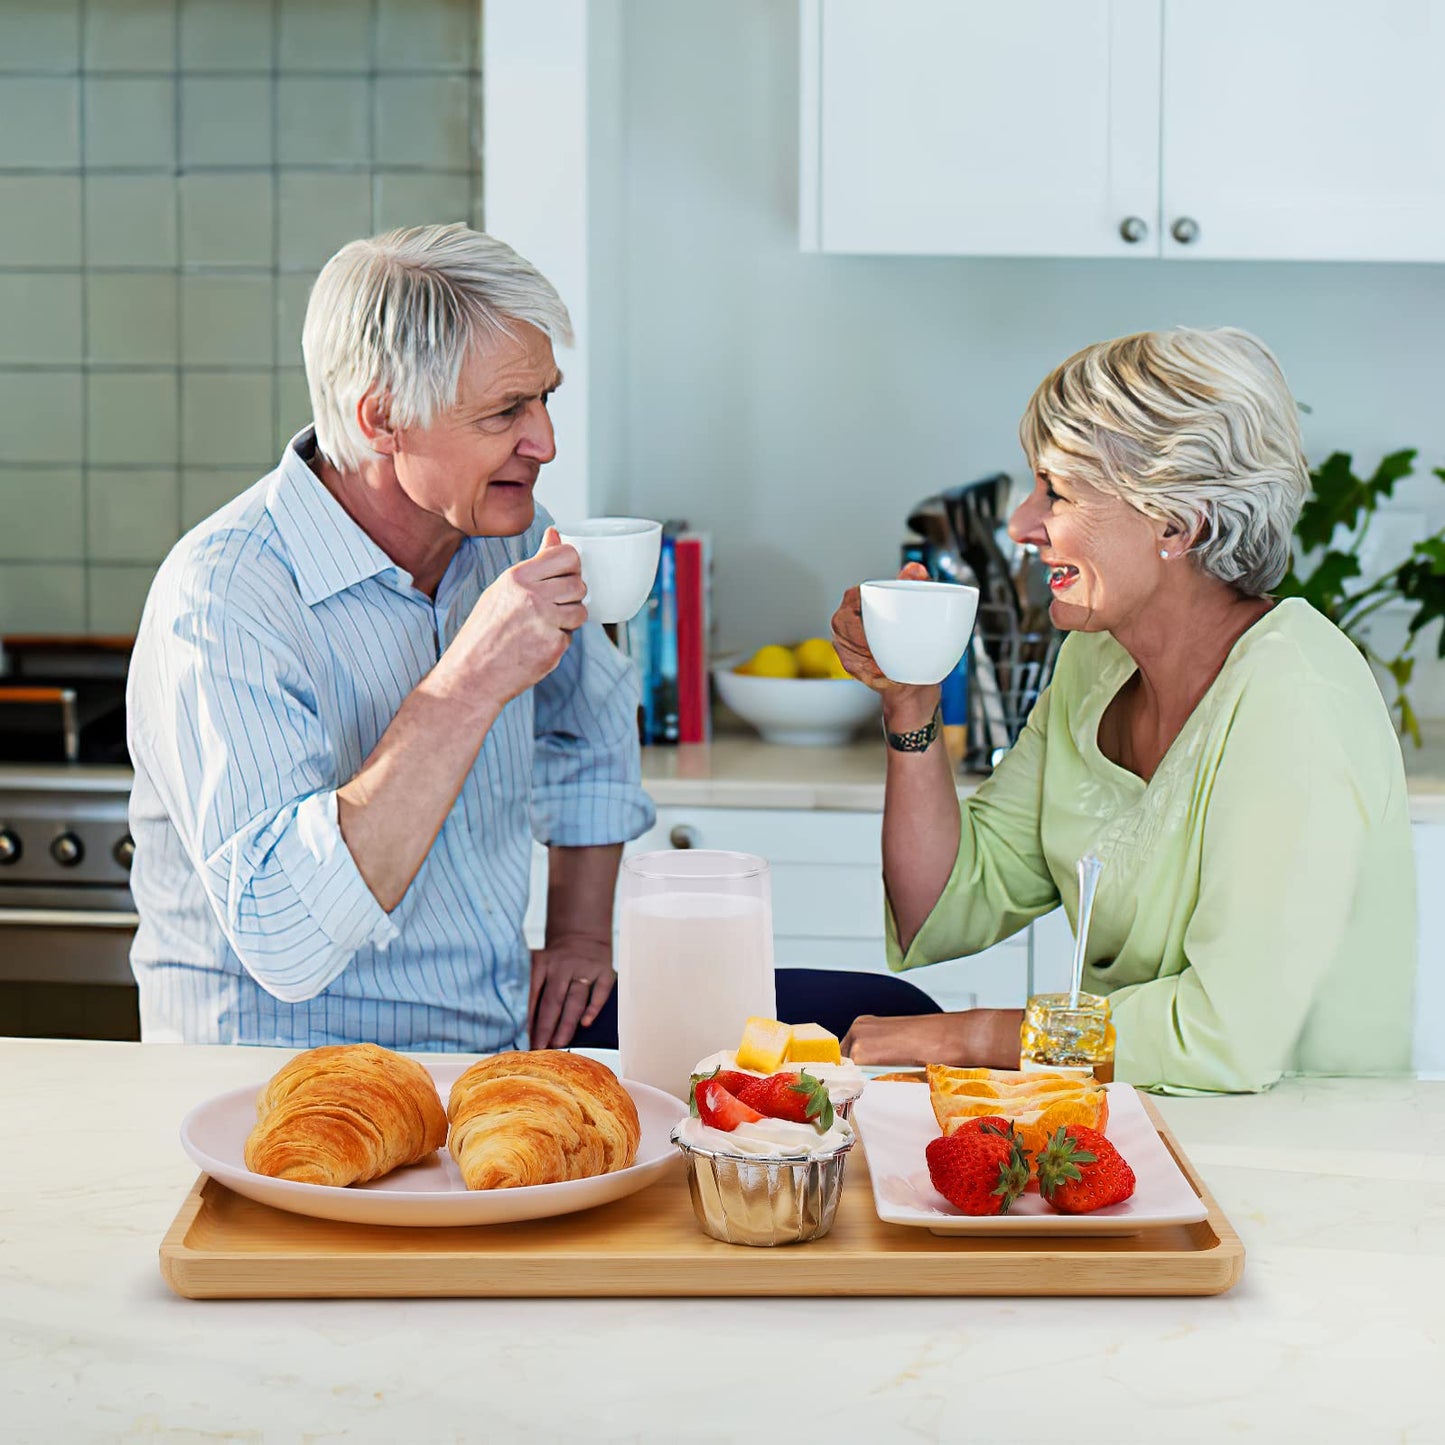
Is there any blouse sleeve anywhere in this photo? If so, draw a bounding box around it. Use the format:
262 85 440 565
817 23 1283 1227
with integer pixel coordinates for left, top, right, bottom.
1110 671 1393 1094
886 684 1062 972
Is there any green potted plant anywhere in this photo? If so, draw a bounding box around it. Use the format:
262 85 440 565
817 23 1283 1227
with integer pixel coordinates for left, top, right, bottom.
1276 450 1445 745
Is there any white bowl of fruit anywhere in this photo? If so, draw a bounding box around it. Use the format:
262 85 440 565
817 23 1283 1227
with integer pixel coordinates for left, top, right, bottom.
713 638 879 747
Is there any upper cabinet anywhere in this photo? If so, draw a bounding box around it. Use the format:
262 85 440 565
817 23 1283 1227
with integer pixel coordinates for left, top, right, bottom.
799 0 1445 263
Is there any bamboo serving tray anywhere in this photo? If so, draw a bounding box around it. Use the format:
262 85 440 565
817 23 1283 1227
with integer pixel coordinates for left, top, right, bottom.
159 1096 1243 1299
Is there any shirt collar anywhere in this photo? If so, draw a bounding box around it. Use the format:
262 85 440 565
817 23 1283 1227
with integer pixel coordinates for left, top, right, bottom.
265 428 401 606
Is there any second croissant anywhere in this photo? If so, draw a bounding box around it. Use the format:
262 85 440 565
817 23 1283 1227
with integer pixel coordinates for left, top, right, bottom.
447 1050 641 1190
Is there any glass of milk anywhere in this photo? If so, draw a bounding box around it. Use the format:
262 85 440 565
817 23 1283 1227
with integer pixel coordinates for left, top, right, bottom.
617 850 777 1102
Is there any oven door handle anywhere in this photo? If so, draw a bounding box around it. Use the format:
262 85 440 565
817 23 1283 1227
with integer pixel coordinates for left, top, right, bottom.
0 907 140 928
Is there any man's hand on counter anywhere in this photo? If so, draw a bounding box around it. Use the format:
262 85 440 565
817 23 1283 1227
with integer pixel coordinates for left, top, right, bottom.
528 935 615 1049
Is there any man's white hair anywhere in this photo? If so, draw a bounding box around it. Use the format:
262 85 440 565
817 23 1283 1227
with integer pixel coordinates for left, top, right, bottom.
302 224 574 473
1019 326 1310 596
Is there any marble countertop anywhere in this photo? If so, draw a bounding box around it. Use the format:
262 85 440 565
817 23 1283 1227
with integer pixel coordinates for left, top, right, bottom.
3 1038 1441 1442
645 719 1445 820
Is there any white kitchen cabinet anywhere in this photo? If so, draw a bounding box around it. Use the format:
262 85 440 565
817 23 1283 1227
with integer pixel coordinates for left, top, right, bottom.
1413 821 1445 1076
1162 1 1445 263
525 805 1030 1014
801 0 1445 264
802 0 1160 257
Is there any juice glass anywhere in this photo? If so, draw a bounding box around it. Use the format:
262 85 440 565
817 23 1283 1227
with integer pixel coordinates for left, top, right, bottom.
617 850 777 1101
1019 991 1116 1083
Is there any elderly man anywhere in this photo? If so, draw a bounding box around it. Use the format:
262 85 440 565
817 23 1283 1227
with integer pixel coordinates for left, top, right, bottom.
126 225 654 1051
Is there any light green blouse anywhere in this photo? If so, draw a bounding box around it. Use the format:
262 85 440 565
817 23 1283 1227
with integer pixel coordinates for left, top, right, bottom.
886 599 1417 1094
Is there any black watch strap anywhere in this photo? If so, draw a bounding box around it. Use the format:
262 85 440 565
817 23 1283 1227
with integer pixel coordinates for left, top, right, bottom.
884 703 943 753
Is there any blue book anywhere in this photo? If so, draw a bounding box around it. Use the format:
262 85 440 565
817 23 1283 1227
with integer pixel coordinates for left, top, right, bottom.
652 530 680 744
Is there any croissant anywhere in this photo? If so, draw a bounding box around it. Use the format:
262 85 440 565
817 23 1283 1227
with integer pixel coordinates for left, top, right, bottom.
243 1043 448 1187
446 1050 641 1190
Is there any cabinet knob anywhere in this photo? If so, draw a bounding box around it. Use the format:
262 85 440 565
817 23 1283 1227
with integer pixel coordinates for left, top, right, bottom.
1170 216 1200 245
113 835 136 870
668 824 699 850
50 832 84 867
0 829 20 865
1118 215 1148 244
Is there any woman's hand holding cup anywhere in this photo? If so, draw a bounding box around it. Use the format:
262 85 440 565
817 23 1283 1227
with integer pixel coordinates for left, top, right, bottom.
830 562 941 729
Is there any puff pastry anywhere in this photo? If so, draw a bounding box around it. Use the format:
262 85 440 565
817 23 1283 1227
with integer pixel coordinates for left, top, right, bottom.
243 1042 448 1187
446 1050 641 1190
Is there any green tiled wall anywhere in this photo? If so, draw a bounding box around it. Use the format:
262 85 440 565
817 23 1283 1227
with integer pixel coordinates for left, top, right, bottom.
0 0 482 634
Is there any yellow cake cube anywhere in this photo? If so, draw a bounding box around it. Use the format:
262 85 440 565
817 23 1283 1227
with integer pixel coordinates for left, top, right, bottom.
784 1022 842 1066
735 1016 794 1073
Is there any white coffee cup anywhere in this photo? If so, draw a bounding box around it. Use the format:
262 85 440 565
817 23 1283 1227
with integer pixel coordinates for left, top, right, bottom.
859 579 980 685
555 518 663 624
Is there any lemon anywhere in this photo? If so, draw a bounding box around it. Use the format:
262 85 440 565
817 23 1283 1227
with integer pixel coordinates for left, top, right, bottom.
736 644 799 678
792 636 841 679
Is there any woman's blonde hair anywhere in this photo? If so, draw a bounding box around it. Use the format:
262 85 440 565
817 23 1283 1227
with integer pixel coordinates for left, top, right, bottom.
302 224 573 473
1019 327 1309 596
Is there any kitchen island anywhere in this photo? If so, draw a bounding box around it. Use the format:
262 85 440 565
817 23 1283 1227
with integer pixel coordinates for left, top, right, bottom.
2 1038 1440 1442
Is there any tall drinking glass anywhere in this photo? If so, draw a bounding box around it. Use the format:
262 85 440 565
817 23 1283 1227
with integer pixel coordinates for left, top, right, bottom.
617 850 777 1101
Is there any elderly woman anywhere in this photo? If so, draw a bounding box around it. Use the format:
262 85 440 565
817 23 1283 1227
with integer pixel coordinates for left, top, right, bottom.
834 327 1416 1093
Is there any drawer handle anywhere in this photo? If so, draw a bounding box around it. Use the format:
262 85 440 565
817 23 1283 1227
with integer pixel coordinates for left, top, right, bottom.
669 824 699 850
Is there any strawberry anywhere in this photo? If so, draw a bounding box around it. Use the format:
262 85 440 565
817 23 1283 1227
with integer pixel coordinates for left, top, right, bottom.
736 1070 835 1132
688 1067 759 1112
925 1122 1030 1216
945 1115 1018 1141
1035 1124 1136 1213
692 1077 764 1132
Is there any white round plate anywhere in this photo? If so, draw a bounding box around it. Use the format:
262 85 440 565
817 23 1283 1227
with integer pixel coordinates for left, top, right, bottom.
179 1060 688 1227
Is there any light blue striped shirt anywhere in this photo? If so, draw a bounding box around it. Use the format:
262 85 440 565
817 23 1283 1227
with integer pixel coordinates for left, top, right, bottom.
126 428 654 1050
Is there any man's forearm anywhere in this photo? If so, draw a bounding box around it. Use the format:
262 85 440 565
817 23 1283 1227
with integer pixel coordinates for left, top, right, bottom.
337 669 500 912
545 842 623 947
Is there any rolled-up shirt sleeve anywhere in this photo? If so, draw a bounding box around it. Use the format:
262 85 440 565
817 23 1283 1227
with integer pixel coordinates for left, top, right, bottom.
530 619 656 847
140 591 398 1003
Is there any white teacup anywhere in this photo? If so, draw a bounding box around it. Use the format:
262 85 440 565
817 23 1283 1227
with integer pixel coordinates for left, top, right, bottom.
859 579 980 685
555 518 663 625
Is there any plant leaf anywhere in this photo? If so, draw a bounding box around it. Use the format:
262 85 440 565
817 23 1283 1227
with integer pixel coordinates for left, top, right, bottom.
1295 449 1416 554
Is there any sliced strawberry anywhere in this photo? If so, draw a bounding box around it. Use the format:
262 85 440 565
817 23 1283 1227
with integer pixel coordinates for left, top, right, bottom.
688 1067 759 1114
693 1077 765 1132
736 1070 835 1132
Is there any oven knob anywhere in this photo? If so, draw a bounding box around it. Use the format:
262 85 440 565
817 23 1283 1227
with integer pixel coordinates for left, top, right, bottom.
113 835 135 870
51 832 85 867
0 830 20 865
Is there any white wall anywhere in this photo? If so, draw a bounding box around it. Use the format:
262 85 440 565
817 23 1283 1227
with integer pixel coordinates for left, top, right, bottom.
608 1 1445 713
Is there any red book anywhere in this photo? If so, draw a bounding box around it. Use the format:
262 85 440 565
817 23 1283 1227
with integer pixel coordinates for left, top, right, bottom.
674 534 710 744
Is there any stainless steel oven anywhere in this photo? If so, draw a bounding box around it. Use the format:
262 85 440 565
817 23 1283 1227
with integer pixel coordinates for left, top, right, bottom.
0 638 140 1040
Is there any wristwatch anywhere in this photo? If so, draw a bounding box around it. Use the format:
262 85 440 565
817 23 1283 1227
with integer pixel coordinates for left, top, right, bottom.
884 703 943 753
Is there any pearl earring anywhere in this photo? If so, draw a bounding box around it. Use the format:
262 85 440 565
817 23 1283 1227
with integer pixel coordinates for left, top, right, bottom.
1159 549 1169 560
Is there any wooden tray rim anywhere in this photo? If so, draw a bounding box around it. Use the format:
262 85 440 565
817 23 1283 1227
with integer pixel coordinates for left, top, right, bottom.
159 1093 1244 1299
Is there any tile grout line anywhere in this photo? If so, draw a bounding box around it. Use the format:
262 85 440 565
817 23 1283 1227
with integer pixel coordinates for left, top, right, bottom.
77 0 91 631
172 0 184 550
270 0 281 460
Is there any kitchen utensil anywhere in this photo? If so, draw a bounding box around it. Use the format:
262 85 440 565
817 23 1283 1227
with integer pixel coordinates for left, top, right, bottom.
1069 853 1104 1006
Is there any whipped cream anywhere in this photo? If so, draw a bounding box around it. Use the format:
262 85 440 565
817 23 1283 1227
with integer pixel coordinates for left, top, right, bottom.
691 1050 867 1103
674 1111 855 1159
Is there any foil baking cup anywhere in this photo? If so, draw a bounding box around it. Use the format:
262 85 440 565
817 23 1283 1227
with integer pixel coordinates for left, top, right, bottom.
671 1128 854 1246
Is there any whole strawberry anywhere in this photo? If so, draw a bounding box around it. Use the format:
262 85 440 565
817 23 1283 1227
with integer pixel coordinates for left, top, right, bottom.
925 1122 1030 1216
1036 1124 1136 1213
736 1070 835 1132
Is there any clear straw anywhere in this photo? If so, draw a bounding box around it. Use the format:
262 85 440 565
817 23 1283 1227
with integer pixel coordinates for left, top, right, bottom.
1068 854 1103 1008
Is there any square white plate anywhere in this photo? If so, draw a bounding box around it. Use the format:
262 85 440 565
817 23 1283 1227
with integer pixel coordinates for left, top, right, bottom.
850 1081 1208 1236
